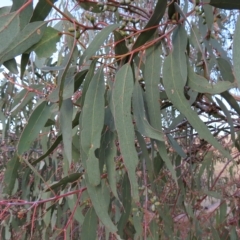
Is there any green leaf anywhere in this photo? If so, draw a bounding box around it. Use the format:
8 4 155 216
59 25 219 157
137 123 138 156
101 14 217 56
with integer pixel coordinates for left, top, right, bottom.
30 0 56 22
3 153 20 195
17 101 52 155
11 0 28 12
187 63 236 94
0 6 11 16
233 15 240 88
27 27 61 58
20 53 30 79
0 11 20 53
60 99 73 163
221 91 240 116
163 26 232 160
111 64 139 202
81 67 105 186
3 58 19 74
48 69 88 102
80 59 97 107
216 97 235 141
117 173 132 238
67 195 85 224
10 85 43 116
143 42 162 121
45 173 82 192
203 4 214 30
114 30 129 66
79 24 120 66
99 130 120 201
132 81 164 142
81 207 98 240
144 42 177 184
167 134 187 158
18 1 33 30
32 111 81 165
86 179 119 235
132 0 167 51
136 132 154 181
0 21 47 64
217 58 235 83
209 0 240 9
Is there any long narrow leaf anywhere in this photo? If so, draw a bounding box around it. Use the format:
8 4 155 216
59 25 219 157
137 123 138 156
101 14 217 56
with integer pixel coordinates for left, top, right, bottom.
111 64 139 202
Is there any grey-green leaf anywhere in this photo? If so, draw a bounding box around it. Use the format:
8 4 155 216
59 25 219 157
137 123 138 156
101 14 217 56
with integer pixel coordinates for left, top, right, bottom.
111 63 139 202
79 24 120 66
187 63 236 94
0 21 47 63
27 26 61 58
81 207 98 240
60 99 73 163
132 81 164 142
233 15 240 89
17 101 52 155
81 66 105 186
163 28 232 160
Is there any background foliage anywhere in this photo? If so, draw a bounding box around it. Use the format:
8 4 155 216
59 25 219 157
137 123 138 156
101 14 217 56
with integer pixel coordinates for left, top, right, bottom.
1 0 240 239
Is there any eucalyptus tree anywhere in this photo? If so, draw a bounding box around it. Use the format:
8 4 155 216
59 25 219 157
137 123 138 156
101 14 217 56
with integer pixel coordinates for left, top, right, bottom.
0 0 240 239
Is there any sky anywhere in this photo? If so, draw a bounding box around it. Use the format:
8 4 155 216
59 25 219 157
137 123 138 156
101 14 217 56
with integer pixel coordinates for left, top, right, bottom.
0 0 11 8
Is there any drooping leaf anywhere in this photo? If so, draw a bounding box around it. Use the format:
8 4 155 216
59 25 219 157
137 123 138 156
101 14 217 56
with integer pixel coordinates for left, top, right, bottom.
18 1 33 30
114 30 129 66
20 53 30 79
0 21 47 64
27 27 61 58
187 64 236 94
81 66 105 186
209 0 240 9
45 173 82 192
0 11 20 53
32 111 81 165
167 134 187 158
99 130 120 201
233 15 240 88
132 81 164 142
58 48 78 108
79 24 120 66
3 153 20 195
48 69 88 102
132 0 167 52
17 101 52 155
10 86 43 116
85 178 119 235
67 195 85 224
0 6 11 16
221 91 240 116
10 0 28 12
3 58 19 74
144 42 162 133
136 132 154 181
163 26 232 160
203 4 214 30
217 58 235 83
111 63 139 202
144 42 177 183
30 0 57 22
80 59 97 107
215 97 235 141
60 99 73 163
117 173 132 238
81 207 98 240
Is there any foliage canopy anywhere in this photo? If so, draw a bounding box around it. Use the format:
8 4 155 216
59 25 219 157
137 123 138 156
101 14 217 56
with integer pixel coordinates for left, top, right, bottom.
1 0 240 239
